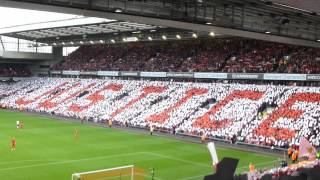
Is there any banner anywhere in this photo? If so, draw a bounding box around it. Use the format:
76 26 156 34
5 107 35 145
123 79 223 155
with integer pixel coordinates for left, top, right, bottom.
194 72 227 79
140 72 166 78
97 71 119 76
51 71 61 75
166 72 194 78
119 71 140 77
306 74 320 81
264 74 306 81
80 71 97 75
38 71 49 75
51 70 319 82
62 70 80 76
229 73 262 80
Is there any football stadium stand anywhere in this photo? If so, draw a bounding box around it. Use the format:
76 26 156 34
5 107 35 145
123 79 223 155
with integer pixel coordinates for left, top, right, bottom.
54 38 320 74
0 64 31 77
0 77 320 149
1 0 320 179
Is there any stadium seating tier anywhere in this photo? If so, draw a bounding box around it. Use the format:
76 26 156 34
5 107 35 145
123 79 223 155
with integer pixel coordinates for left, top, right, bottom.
1 78 320 148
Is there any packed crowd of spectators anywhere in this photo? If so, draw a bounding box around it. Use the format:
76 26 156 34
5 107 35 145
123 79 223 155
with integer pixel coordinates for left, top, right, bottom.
0 64 31 77
284 48 320 74
0 77 320 148
55 39 234 72
54 38 320 74
246 159 320 180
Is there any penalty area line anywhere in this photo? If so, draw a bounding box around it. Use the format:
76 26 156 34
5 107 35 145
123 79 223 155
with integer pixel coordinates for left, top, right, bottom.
145 152 210 168
0 152 146 172
0 159 59 166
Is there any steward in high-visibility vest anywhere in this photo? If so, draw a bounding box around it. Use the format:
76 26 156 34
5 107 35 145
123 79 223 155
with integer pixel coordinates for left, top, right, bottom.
291 152 298 163
287 147 293 158
249 163 255 172
317 152 320 159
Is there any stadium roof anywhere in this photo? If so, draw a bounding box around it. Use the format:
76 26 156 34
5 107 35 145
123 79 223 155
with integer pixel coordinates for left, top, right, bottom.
0 17 163 42
0 17 113 35
1 0 320 47
270 0 320 14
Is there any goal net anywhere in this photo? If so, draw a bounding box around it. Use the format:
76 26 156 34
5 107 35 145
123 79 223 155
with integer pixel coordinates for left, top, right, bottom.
71 165 146 180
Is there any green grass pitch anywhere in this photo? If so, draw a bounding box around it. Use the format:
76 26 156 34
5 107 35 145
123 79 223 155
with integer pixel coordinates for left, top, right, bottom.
0 109 279 180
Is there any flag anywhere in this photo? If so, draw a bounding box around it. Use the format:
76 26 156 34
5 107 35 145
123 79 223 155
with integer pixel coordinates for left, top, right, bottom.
298 137 317 160
207 142 219 165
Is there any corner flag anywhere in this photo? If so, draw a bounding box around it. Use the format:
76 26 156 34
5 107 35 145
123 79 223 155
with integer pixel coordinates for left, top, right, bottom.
207 142 219 165
298 137 317 160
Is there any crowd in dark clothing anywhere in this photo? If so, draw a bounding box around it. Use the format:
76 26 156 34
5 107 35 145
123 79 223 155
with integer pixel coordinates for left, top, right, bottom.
0 64 31 77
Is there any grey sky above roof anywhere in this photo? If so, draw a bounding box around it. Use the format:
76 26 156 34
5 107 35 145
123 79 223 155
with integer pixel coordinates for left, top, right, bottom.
0 7 84 28
0 17 115 34
0 7 115 34
269 0 320 13
0 7 161 41
5 21 159 41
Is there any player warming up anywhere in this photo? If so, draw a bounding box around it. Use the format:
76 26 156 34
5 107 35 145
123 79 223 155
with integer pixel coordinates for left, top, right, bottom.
11 138 16 151
150 125 154 135
201 133 206 143
19 121 24 129
74 128 80 140
108 119 112 128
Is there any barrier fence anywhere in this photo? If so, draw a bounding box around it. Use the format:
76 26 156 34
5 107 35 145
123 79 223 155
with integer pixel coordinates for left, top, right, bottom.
45 70 320 82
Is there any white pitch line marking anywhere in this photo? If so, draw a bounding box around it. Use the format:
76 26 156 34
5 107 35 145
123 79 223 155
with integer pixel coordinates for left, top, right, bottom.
0 159 58 166
0 152 146 171
145 152 210 168
0 151 210 180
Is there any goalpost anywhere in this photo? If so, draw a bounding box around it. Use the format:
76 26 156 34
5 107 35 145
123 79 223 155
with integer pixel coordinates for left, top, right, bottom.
71 165 146 180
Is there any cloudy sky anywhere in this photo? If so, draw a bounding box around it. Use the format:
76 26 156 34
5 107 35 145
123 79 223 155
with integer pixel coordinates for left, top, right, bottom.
0 7 78 28
0 7 86 53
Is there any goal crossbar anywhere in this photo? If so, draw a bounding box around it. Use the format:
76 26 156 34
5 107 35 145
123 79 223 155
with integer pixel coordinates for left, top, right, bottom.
72 165 145 180
74 165 134 176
